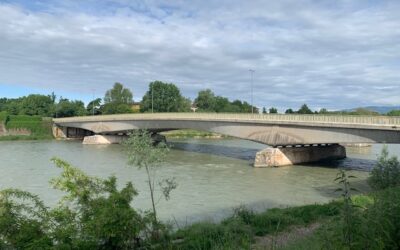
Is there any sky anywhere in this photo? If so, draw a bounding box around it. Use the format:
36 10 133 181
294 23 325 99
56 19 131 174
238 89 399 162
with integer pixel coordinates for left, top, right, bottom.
0 0 399 111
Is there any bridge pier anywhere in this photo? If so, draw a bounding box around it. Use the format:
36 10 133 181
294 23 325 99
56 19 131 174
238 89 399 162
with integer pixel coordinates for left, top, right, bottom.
82 133 167 145
83 135 127 144
254 144 346 167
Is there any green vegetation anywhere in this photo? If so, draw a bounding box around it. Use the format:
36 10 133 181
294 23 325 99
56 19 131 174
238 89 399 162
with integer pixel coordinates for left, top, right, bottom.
194 89 257 113
269 107 278 114
280 147 400 250
141 81 191 113
102 82 135 114
56 98 86 117
368 146 400 190
0 113 53 140
123 131 177 224
387 109 400 116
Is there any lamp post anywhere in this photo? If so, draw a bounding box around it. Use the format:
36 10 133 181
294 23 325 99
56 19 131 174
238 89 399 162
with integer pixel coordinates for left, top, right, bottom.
249 69 255 114
151 83 154 113
91 89 95 116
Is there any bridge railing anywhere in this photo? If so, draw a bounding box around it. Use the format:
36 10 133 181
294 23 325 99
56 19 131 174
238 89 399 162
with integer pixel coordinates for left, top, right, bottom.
53 113 400 126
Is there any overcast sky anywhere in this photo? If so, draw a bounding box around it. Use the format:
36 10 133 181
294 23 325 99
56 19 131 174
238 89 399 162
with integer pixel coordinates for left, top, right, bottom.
0 0 399 111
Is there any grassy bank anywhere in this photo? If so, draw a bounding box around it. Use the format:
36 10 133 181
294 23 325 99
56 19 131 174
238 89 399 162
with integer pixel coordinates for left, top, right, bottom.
0 113 53 140
170 201 343 249
168 193 380 250
162 129 226 138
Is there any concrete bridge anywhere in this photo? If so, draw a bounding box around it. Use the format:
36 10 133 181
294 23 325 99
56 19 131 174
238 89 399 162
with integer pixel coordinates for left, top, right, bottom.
53 113 400 167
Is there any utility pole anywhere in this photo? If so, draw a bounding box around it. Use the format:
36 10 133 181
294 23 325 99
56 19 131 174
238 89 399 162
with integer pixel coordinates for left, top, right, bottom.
151 83 154 113
249 69 255 114
92 89 95 116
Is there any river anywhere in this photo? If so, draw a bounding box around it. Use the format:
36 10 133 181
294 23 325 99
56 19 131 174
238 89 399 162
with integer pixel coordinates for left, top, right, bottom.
0 139 399 224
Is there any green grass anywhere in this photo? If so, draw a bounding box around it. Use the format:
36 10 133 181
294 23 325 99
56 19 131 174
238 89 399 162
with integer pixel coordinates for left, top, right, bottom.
0 114 53 140
0 111 8 123
169 202 342 249
168 194 380 249
280 232 323 250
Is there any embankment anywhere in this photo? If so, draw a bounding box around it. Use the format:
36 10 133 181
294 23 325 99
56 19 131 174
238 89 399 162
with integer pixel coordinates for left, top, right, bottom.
0 113 53 140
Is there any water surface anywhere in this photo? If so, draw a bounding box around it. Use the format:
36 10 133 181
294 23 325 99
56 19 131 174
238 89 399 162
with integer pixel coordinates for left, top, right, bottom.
0 139 398 224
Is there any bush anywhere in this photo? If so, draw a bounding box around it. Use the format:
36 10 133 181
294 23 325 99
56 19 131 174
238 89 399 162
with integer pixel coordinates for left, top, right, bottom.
368 146 400 190
0 158 149 249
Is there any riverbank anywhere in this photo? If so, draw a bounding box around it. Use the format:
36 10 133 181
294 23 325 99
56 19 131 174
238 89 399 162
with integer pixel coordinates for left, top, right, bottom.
170 187 399 250
0 113 53 140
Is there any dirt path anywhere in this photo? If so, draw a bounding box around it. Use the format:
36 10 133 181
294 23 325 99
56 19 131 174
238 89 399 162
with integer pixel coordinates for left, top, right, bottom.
252 223 320 250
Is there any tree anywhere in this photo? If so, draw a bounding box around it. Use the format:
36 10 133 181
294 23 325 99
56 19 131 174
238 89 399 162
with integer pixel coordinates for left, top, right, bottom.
20 94 55 116
269 107 278 114
194 89 216 112
56 98 87 118
319 108 329 114
141 81 186 112
285 108 294 114
101 103 133 115
368 146 400 190
214 96 231 112
123 131 177 225
104 82 133 105
86 98 102 115
179 97 192 112
387 110 400 116
262 107 267 114
102 83 134 114
297 104 313 114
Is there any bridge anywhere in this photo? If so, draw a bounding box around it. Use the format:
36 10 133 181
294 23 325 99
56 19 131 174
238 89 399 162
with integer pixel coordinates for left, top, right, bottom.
53 113 400 167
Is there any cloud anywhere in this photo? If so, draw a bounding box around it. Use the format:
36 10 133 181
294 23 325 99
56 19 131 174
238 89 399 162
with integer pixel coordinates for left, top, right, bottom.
0 0 399 110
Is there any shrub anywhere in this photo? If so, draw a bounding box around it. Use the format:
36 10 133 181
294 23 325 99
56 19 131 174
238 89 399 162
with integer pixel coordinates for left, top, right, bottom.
0 158 148 249
368 146 400 190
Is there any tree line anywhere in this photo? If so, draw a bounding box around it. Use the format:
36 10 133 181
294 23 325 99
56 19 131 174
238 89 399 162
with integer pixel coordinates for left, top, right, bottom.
0 81 258 118
1 81 399 117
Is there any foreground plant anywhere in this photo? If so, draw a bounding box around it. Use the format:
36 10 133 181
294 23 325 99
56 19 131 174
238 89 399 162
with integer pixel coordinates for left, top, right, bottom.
123 130 177 225
0 158 146 249
368 145 400 190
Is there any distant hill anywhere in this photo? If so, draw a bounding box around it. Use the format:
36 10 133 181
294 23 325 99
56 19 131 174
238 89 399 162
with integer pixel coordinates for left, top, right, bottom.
344 106 400 114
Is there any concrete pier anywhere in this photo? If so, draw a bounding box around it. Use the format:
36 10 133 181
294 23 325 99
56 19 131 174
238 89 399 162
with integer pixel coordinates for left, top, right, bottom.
82 134 166 145
83 135 126 144
254 144 346 167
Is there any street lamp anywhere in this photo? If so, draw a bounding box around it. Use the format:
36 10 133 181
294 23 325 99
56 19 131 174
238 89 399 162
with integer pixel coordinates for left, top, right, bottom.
249 69 255 114
91 89 95 116
151 83 154 113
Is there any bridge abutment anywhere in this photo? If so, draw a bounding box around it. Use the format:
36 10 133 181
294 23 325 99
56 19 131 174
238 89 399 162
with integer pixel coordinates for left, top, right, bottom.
254 144 346 167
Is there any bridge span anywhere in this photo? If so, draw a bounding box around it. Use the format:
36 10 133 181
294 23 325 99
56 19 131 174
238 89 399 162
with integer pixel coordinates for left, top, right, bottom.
53 113 400 167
